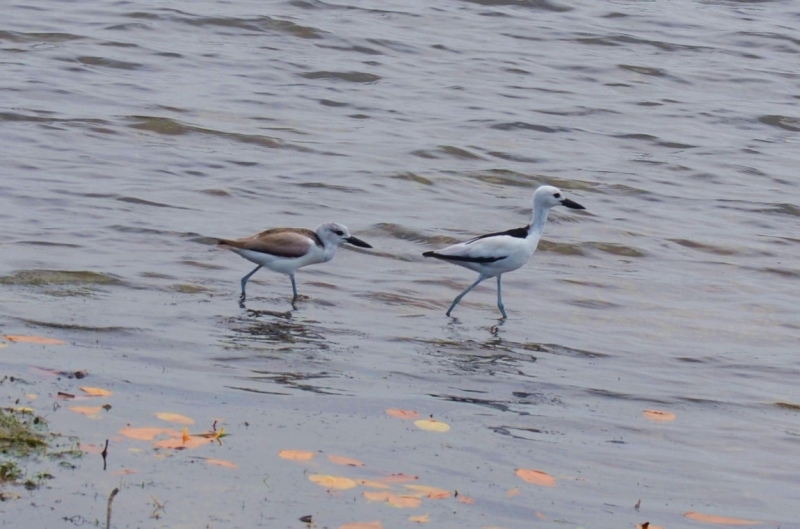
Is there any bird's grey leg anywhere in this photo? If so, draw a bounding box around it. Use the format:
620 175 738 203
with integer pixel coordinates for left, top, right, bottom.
290 273 298 300
446 274 488 317
240 265 262 303
496 275 507 319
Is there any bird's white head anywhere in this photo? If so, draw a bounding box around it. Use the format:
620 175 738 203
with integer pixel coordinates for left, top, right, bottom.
533 185 585 211
316 222 373 249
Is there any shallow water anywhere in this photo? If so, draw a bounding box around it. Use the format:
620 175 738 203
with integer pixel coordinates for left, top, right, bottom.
1 0 799 527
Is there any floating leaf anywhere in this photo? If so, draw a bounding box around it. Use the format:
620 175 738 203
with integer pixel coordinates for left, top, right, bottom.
536 512 547 520
309 474 358 490
363 491 392 502
81 387 113 397
120 426 176 441
359 479 391 489
81 443 105 454
0 342 8 349
4 335 65 345
110 468 136 476
515 469 556 487
386 408 419 420
643 410 676 422
387 495 422 508
414 418 450 433
409 513 430 523
155 412 195 425
69 406 103 417
182 427 190 443
205 458 237 468
340 522 383 529
153 434 214 450
328 454 365 467
457 495 475 504
405 485 451 499
683 512 763 525
507 487 520 497
25 393 37 400
279 450 316 461
636 523 665 529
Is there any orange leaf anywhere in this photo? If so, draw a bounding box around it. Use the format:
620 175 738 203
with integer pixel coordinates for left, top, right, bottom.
182 427 189 443
515 469 556 487
359 479 391 489
69 406 103 416
409 513 430 523
414 418 450 432
405 485 451 499
457 495 475 504
279 450 316 461
110 468 136 476
119 426 177 441
340 522 383 529
386 408 419 420
683 512 763 525
308 474 358 490
206 458 237 468
644 410 676 422
328 454 365 467
507 487 520 497
81 443 105 454
4 335 65 345
153 435 214 449
378 473 418 484
363 491 392 502
536 512 547 520
387 495 422 508
156 412 195 425
80 386 113 397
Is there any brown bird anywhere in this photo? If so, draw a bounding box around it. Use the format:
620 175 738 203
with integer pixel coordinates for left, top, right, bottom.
218 222 371 304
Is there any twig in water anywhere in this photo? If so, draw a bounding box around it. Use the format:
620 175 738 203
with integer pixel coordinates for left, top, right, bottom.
106 487 119 529
101 439 109 471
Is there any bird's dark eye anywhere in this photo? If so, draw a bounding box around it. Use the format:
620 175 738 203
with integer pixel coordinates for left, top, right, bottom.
554 193 561 198
334 230 344 236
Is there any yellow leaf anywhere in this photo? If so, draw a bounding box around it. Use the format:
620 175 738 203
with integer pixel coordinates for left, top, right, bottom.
363 491 392 502
515 468 556 487
3 335 65 345
387 495 422 508
308 474 358 490
69 406 103 417
386 408 419 420
155 412 195 425
340 522 383 529
414 418 450 433
359 479 391 489
683 511 763 525
80 386 113 397
328 454 365 467
119 426 177 441
409 513 430 523
279 450 316 461
404 485 451 499
643 410 677 422
205 458 237 468
110 468 136 476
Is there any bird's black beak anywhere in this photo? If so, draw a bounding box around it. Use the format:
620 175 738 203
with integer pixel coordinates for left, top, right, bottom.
561 198 585 210
346 236 372 248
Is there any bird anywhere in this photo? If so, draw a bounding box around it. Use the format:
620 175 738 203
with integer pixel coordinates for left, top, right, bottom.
422 185 585 318
217 222 372 305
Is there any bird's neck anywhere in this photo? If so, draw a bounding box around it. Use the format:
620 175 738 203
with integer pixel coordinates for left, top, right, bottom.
527 204 550 239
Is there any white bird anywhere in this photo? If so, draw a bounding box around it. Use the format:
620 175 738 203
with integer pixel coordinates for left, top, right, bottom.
423 185 585 318
218 222 372 305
